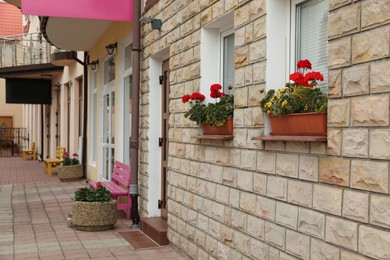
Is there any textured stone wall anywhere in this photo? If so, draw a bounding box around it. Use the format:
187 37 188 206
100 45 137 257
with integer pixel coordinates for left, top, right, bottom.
140 0 390 259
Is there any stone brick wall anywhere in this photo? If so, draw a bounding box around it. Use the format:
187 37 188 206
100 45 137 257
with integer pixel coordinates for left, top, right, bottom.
140 0 390 259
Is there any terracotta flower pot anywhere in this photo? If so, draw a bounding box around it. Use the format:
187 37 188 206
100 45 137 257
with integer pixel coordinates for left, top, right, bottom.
72 200 117 231
269 112 327 136
58 164 83 181
202 118 233 135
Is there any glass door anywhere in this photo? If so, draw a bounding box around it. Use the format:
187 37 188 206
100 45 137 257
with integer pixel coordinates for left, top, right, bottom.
101 57 116 180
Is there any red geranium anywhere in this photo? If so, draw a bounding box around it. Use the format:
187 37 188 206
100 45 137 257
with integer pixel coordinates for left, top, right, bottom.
190 92 206 101
297 59 312 70
182 94 191 103
305 71 324 82
210 84 225 98
289 72 308 86
96 182 102 188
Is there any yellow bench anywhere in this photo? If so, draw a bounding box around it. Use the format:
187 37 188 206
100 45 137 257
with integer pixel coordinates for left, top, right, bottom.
22 142 37 160
43 146 66 176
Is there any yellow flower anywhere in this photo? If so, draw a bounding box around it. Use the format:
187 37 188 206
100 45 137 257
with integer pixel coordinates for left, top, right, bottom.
304 104 308 111
277 93 281 99
282 100 288 107
266 101 272 107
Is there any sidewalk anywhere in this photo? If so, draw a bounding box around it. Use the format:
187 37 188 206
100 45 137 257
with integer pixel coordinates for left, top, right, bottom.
0 157 184 260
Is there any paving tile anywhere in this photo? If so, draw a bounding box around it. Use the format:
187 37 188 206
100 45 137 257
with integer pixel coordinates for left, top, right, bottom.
0 157 184 260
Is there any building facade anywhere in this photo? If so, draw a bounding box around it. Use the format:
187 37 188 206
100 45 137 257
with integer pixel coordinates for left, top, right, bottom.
140 0 390 259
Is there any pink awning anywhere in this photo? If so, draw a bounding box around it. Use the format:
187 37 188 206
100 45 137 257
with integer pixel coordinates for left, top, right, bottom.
22 0 133 22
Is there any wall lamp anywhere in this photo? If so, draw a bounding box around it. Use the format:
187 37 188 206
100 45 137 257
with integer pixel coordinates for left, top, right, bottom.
105 42 117 55
53 82 62 90
89 60 99 71
140 16 162 30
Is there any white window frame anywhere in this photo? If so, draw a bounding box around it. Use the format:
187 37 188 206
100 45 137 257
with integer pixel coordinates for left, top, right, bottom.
89 69 98 165
220 28 235 93
200 12 234 103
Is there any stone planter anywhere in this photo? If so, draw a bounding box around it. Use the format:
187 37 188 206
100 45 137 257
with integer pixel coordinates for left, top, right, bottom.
269 112 327 136
202 118 233 135
72 200 117 231
58 164 83 181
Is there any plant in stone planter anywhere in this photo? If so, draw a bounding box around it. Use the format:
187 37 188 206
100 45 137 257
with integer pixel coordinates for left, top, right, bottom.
182 84 234 134
58 152 83 181
71 182 117 231
259 59 328 136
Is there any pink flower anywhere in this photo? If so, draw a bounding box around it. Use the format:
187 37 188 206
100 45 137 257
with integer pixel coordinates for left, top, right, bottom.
63 152 69 157
72 153 78 157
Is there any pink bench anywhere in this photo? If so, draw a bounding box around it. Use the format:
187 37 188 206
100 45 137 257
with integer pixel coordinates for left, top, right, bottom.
89 161 131 219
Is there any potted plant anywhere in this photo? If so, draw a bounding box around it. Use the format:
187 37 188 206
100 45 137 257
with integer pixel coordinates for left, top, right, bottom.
182 84 234 135
71 182 117 231
58 152 83 181
260 59 328 136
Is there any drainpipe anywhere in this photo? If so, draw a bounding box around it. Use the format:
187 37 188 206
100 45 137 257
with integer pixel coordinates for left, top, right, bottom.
130 0 141 227
81 52 88 178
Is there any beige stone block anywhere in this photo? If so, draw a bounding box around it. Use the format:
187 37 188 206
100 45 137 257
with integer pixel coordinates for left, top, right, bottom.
352 27 390 64
280 252 297 260
276 154 299 178
235 27 245 47
253 62 266 84
254 15 266 40
285 141 310 153
351 160 389 193
250 39 266 62
197 214 209 232
351 95 389 126
248 84 262 107
311 238 340 260
310 142 327 155
329 0 352 10
223 167 237 187
236 169 253 192
264 222 285 250
239 191 256 214
371 60 390 93
298 208 325 239
250 0 265 19
253 172 267 195
266 176 287 201
235 67 245 88
313 184 342 215
209 218 221 239
286 230 310 260
205 234 217 255
231 208 247 230
329 3 360 38
326 216 358 250
343 189 369 223
275 202 298 229
215 184 229 204
362 0 390 29
211 201 225 221
244 65 253 86
265 141 286 151
328 37 351 69
234 231 250 255
234 128 247 148
241 150 257 170
370 129 390 160
370 194 390 228
245 23 254 44
255 196 276 221
250 238 268 260
229 188 240 208
328 69 342 98
211 1 224 20
328 99 350 127
256 151 276 174
268 247 280 260
359 225 390 259
287 180 313 207
235 45 249 67
225 0 238 11
299 156 319 182
234 86 248 107
340 250 367 260
327 129 343 156
319 157 350 186
217 241 231 260
342 64 369 97
230 149 241 168
235 3 250 27
247 215 264 239
220 224 234 246
195 229 206 249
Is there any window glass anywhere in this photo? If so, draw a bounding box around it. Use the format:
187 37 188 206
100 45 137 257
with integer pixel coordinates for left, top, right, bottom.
222 33 235 92
296 0 328 92
104 57 115 84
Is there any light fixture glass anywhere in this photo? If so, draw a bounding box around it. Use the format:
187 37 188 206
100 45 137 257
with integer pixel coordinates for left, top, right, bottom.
105 42 117 55
89 60 99 71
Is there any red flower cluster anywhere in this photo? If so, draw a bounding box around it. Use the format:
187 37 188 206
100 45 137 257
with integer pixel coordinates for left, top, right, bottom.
210 84 225 98
289 60 324 87
96 182 102 188
182 92 206 103
297 59 312 70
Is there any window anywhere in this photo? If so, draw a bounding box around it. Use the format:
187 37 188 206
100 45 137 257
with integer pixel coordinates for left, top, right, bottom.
200 12 234 101
294 0 328 92
90 70 97 163
222 30 235 92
